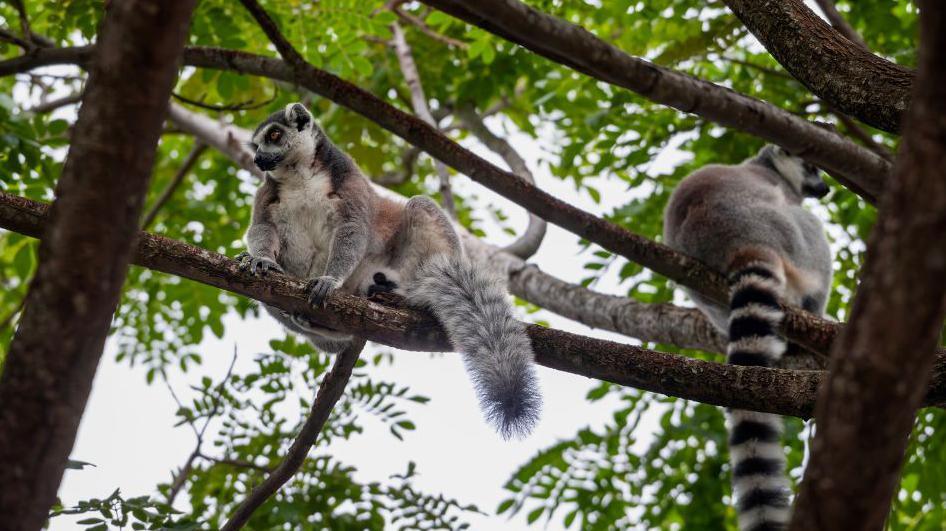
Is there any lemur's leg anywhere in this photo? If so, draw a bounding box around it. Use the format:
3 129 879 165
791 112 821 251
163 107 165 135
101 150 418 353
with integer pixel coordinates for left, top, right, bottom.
369 196 461 295
306 220 369 306
390 196 462 270
240 178 282 276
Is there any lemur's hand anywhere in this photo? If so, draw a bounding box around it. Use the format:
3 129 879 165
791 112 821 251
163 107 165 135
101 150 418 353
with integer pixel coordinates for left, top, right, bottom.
236 251 283 277
306 275 340 307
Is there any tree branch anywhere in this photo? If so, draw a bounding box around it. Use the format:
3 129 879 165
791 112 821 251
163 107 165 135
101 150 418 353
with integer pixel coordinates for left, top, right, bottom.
416 0 891 203
141 142 206 230
722 0 913 134
456 105 547 259
221 338 367 531
832 110 894 161
790 3 946 529
0 1 196 527
390 22 456 218
0 189 897 420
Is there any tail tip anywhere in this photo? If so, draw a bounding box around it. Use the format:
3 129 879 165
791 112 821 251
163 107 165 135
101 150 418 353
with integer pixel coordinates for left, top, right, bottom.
482 375 543 440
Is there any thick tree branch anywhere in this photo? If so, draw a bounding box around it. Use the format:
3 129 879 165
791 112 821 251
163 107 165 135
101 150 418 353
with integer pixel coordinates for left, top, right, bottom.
0 190 886 420
791 3 946 529
390 22 456 218
141 142 206 230
221 339 367 531
416 0 891 203
168 101 726 354
0 44 884 364
722 0 913 134
456 105 547 259
0 1 196 528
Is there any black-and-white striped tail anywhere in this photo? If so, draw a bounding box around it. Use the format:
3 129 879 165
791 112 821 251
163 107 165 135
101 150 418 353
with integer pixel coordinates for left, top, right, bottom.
726 264 791 531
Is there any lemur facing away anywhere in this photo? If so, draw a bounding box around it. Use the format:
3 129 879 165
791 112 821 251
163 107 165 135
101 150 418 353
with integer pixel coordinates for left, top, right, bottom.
663 145 832 531
238 103 541 438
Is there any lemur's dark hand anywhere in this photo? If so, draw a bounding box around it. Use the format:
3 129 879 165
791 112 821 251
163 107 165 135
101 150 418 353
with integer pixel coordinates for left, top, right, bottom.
306 275 340 307
236 252 283 277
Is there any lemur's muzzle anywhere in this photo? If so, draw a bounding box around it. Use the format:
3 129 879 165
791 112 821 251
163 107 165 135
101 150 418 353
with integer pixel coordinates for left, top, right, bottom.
254 152 283 172
802 181 830 199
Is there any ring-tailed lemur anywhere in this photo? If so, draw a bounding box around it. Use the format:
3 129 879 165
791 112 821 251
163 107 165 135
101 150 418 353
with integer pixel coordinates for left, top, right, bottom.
663 145 832 531
238 103 541 438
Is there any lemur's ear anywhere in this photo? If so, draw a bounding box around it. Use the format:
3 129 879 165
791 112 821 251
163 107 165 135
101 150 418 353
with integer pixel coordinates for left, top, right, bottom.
284 103 312 132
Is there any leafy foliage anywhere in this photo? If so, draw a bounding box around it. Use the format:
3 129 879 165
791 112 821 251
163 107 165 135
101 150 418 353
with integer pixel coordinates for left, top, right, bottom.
1 0 940 529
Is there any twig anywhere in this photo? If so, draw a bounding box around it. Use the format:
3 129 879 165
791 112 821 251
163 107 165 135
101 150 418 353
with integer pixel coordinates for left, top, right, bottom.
456 105 546 259
813 0 869 50
221 339 367 531
391 6 468 49
26 91 82 114
6 0 32 48
165 347 239 505
0 27 30 49
833 110 894 161
141 142 207 230
196 453 272 473
171 89 278 112
719 55 793 80
390 23 456 217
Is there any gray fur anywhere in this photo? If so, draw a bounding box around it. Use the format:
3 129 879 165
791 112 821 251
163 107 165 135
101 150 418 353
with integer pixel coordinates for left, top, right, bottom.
663 145 833 530
241 103 541 436
406 254 541 439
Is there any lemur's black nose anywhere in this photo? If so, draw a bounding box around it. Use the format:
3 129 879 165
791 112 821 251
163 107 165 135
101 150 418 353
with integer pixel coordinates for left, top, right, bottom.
804 181 830 199
254 153 279 171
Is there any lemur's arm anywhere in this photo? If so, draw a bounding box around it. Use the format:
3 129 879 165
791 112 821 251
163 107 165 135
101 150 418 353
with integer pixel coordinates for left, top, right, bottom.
240 177 282 275
306 176 373 305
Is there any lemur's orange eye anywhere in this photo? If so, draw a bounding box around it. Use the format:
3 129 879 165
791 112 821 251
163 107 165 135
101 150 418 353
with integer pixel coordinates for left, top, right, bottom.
269 129 282 142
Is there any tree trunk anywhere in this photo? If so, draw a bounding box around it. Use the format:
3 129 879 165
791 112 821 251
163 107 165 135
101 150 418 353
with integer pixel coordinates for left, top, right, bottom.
0 1 195 528
790 2 946 529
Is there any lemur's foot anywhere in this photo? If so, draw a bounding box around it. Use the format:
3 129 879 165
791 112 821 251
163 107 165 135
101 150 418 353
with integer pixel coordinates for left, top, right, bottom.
237 252 283 277
306 275 340 307
367 272 399 297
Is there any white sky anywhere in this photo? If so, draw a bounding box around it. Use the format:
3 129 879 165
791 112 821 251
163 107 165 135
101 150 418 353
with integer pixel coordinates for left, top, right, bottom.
41 116 691 530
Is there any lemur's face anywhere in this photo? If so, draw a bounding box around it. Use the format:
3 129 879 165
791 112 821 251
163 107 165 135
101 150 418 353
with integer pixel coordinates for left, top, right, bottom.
769 145 829 199
250 103 318 173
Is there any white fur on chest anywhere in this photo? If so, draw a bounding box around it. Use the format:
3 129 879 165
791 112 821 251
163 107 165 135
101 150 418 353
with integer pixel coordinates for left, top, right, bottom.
272 170 338 278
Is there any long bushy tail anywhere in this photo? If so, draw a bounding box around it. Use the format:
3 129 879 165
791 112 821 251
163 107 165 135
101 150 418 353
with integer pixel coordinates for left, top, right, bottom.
405 254 541 439
726 263 791 531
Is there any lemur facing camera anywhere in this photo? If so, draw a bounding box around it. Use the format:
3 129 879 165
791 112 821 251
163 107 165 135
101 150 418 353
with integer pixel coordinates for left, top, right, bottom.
238 103 541 438
663 145 832 531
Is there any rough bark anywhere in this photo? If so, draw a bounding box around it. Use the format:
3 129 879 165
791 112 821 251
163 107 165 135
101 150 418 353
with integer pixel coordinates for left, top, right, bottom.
0 190 907 421
724 0 913 134
0 1 195 528
221 339 367 531
416 0 891 203
790 3 946 529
